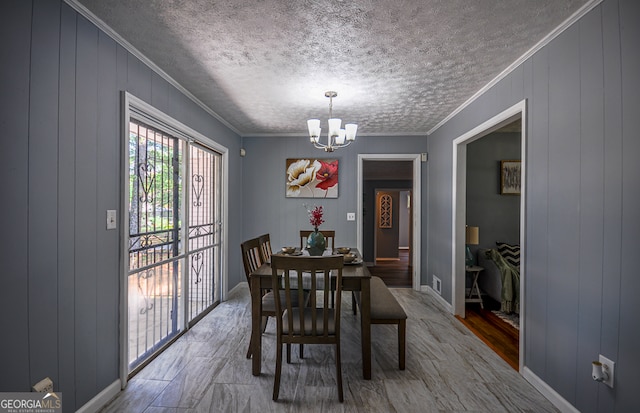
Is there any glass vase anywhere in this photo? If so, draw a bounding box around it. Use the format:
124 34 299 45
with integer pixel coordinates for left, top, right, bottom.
306 228 326 256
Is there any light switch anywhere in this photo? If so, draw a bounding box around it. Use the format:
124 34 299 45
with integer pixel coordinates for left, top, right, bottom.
106 210 117 230
347 212 356 221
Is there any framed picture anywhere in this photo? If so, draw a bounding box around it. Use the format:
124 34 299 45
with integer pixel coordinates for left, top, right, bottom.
286 158 339 198
500 160 521 195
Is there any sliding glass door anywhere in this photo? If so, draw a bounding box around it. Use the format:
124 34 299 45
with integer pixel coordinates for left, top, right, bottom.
126 117 223 374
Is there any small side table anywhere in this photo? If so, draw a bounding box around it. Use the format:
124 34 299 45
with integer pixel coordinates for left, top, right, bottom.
465 265 484 308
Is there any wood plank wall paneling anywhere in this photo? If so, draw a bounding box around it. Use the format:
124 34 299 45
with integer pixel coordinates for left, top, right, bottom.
75 13 100 406
526 46 550 377
0 0 33 391
96 30 120 390
575 8 605 412
57 1 78 400
599 1 624 412
618 0 640 411
28 0 62 387
546 23 581 400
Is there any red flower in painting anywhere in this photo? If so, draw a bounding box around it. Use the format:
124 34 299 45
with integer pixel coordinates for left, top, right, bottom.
315 160 339 190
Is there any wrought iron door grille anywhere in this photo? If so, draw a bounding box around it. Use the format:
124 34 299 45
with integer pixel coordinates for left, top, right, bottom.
128 120 183 370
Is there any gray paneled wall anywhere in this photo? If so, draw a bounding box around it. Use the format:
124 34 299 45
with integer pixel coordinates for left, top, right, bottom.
240 136 426 263
0 1 242 410
426 0 638 411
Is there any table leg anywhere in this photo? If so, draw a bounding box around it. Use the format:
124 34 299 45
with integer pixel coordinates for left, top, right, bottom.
360 278 371 380
250 276 262 376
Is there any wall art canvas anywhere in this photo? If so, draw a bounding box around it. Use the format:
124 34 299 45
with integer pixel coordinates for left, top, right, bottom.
286 158 339 198
500 160 521 195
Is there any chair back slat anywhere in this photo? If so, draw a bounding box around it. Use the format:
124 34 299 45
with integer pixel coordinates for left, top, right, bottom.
241 237 265 288
258 233 273 262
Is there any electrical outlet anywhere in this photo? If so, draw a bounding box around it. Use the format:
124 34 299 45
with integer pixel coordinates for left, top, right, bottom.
347 212 355 221
599 355 615 388
32 377 53 392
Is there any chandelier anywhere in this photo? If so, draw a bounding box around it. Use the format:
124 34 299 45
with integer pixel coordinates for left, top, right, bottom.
307 91 357 152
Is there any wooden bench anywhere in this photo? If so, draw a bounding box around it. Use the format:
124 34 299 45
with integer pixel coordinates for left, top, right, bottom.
354 276 407 370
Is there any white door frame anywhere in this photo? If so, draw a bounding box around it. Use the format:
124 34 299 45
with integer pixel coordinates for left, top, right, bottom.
120 92 229 388
357 154 422 290
451 99 526 371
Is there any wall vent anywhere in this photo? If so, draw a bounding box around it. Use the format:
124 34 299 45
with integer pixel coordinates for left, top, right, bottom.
432 275 441 295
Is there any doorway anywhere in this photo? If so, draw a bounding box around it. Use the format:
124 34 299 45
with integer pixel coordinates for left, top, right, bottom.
452 100 526 371
357 154 422 290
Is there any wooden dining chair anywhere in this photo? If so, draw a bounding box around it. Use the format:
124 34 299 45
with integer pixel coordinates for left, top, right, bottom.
241 237 269 358
242 237 308 359
270 254 344 402
300 229 336 251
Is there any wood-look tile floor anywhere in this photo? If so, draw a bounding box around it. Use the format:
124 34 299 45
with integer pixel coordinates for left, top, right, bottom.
100 284 558 413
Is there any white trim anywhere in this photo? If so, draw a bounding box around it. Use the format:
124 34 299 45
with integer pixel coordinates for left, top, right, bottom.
75 379 121 413
423 285 453 313
357 154 422 291
242 132 428 138
522 367 580 413
428 0 603 135
64 0 240 136
227 281 245 298
451 99 526 370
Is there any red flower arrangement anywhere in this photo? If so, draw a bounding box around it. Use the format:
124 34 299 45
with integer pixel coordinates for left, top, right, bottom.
307 205 324 230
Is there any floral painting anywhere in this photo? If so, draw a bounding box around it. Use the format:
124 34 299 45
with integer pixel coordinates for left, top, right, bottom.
286 158 339 198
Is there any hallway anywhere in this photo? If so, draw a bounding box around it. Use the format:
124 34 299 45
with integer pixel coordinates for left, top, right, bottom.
368 249 412 287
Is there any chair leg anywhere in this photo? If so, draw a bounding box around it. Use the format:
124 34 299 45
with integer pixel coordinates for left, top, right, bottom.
398 319 406 370
273 341 282 401
335 342 344 402
286 343 291 364
299 344 304 359
351 291 357 315
246 335 252 359
261 316 269 333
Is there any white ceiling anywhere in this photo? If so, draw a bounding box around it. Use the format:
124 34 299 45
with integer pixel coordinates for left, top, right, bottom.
73 0 588 138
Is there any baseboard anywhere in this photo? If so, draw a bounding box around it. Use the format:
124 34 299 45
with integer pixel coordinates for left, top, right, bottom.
422 284 453 313
75 379 121 413
522 367 579 413
227 281 245 299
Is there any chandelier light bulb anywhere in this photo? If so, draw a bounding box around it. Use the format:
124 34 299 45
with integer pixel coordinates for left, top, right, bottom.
328 118 342 138
306 91 357 152
345 123 358 141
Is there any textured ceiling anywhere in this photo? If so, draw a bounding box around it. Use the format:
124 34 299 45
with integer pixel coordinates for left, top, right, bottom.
74 0 588 137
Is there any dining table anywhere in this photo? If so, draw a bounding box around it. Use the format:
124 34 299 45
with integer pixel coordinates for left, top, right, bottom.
249 248 373 379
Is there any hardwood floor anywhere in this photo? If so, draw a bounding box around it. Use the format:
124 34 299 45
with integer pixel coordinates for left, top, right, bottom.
368 249 412 287
456 304 520 371
99 284 557 412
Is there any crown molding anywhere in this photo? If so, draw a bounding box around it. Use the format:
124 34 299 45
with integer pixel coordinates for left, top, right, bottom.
64 0 241 136
427 0 603 136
